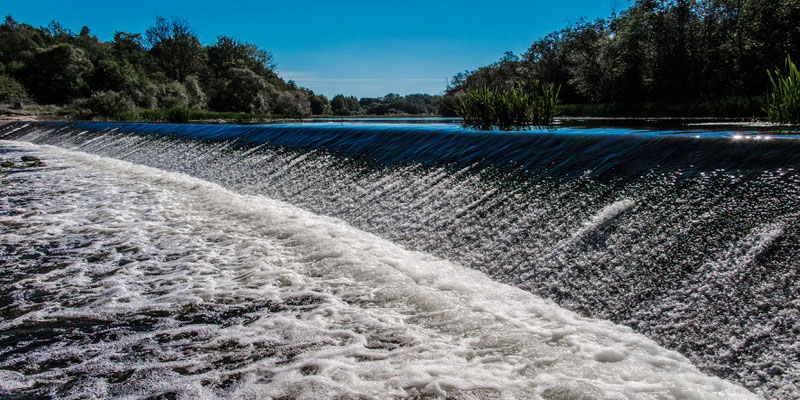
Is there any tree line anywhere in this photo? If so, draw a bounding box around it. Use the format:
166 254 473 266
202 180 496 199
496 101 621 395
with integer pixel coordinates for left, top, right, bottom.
0 16 441 119
442 0 800 117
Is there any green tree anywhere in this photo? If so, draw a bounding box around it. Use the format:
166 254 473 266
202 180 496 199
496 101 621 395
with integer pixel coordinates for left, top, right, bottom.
0 16 45 77
331 94 362 116
24 43 92 104
210 67 274 113
307 92 331 115
183 75 207 109
79 90 134 117
0 74 29 103
90 59 136 92
154 81 190 109
207 36 275 76
274 90 311 118
145 17 204 82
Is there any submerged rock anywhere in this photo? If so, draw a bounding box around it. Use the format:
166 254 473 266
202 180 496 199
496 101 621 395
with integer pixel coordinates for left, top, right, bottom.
21 155 44 167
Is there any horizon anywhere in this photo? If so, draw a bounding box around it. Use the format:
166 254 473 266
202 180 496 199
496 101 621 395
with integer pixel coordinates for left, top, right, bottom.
4 0 623 98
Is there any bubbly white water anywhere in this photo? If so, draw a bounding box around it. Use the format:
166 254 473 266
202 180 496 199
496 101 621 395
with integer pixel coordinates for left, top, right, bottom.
0 141 759 399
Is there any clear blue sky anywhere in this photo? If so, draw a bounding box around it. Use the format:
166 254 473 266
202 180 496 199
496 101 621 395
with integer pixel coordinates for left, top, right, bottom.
4 0 626 98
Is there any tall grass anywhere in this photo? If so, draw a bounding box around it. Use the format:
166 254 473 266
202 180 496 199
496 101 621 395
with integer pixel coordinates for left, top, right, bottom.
766 55 800 124
164 105 190 123
454 84 560 131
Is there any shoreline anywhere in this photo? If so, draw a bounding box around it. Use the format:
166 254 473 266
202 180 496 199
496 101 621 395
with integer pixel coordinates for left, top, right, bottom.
2 115 792 133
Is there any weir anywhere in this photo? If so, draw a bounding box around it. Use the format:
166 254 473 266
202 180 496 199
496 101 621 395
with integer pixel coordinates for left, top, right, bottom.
1 121 798 398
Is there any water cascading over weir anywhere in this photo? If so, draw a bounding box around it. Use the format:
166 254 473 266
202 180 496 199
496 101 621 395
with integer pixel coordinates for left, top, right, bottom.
1 121 798 398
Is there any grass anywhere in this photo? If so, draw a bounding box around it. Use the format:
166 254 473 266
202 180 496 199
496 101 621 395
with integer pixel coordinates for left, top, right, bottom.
0 103 71 119
766 55 800 125
453 84 560 131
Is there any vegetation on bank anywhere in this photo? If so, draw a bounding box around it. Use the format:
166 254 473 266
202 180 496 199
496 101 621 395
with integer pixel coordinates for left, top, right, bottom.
442 0 800 123
454 84 559 130
558 96 765 119
0 16 441 122
2 0 799 125
766 56 800 124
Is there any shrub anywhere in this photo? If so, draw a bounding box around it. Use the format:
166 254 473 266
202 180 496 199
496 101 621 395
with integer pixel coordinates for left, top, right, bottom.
766 55 800 124
155 81 189 109
25 44 93 104
183 75 207 109
454 83 560 131
0 74 30 103
82 90 133 117
274 90 311 119
164 105 190 123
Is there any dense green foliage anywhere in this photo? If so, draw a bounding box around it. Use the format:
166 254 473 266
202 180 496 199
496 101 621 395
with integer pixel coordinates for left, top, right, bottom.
164 104 190 123
0 15 440 120
359 93 440 115
0 74 29 103
444 0 800 118
330 95 363 116
0 15 309 119
454 85 559 130
766 56 800 124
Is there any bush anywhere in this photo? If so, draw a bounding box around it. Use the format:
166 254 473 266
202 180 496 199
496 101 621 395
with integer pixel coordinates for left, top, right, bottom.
0 74 30 103
82 90 133 117
766 55 800 125
274 90 311 119
155 81 189 109
183 75 207 109
25 43 93 104
453 84 560 131
164 105 190 123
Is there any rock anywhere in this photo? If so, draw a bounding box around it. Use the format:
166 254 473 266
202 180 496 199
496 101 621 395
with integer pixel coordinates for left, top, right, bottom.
20 156 44 168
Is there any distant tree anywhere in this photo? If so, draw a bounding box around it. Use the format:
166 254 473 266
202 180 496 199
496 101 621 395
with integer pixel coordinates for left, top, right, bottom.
145 16 204 82
79 90 134 117
42 20 72 43
90 59 135 92
331 94 362 116
111 31 148 65
183 75 207 109
0 16 45 73
24 43 92 104
274 90 311 118
563 19 618 102
307 92 331 115
154 80 190 108
446 0 800 112
210 67 274 113
330 94 348 115
207 36 275 76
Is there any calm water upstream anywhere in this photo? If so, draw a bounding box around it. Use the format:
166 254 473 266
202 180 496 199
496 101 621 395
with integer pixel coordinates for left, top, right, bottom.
0 121 797 399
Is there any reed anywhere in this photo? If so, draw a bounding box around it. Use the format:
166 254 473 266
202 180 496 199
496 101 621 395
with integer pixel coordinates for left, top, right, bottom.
454 83 560 131
766 55 800 125
163 105 190 123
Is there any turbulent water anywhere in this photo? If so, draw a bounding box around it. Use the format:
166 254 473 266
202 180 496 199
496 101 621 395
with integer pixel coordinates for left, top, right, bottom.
1 122 798 399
